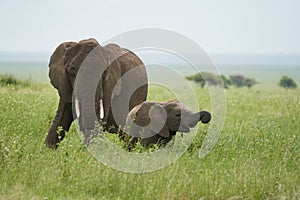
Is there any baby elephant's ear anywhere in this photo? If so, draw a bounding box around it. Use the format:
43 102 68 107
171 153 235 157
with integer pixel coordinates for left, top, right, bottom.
149 104 170 138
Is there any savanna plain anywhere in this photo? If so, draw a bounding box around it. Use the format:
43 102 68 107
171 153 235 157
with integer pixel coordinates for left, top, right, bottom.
0 76 299 199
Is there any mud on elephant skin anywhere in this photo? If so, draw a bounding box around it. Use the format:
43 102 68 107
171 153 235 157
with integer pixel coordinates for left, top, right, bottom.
125 100 211 147
45 38 148 148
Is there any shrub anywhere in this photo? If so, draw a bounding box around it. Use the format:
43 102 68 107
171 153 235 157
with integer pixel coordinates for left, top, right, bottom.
244 78 257 88
0 74 31 87
230 75 258 88
0 74 19 85
186 73 258 89
279 76 297 89
221 75 232 88
186 73 205 87
186 72 229 88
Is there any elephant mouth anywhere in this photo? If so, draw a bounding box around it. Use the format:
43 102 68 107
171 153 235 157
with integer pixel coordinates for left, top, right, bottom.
178 120 199 132
188 120 199 128
178 126 190 133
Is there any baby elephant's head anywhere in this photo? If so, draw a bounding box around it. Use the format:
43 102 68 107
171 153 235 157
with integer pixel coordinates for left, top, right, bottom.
125 100 211 146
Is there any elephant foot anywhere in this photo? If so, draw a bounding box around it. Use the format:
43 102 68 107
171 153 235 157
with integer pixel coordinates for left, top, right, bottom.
44 130 65 149
106 126 118 133
127 137 139 152
44 137 59 149
118 131 127 140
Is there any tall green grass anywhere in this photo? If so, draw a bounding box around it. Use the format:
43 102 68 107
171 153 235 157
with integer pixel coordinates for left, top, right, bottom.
0 83 299 199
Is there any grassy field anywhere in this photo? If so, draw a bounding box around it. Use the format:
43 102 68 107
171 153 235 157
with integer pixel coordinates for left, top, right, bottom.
0 81 299 199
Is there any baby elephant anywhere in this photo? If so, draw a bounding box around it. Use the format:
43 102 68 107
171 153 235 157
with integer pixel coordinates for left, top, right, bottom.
125 100 211 147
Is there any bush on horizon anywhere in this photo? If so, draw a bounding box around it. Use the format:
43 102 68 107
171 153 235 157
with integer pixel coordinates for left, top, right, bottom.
0 74 31 87
186 72 258 89
279 75 297 89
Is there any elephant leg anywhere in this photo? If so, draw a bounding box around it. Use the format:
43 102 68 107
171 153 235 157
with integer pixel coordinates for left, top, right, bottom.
102 79 114 132
105 97 125 134
127 137 138 151
103 104 116 133
45 99 74 148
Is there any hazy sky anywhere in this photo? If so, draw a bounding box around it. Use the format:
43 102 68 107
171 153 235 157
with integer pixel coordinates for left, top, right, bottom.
1 0 300 54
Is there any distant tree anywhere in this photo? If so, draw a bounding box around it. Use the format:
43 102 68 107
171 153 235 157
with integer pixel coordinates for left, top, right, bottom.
202 72 222 86
229 75 258 88
221 75 232 89
279 76 297 89
186 73 205 87
186 72 230 88
244 78 258 88
230 75 245 87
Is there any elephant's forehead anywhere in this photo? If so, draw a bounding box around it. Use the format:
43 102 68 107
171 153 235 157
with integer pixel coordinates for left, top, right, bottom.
166 102 182 111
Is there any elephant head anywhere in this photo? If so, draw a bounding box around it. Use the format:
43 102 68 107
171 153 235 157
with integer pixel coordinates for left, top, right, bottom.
45 38 148 148
125 100 211 146
48 38 99 103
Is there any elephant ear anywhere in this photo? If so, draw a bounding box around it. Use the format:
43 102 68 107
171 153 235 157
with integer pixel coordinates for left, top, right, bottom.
64 41 99 88
49 42 77 103
133 103 151 126
149 104 170 138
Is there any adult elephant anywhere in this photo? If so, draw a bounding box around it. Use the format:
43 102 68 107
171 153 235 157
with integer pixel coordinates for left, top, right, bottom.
45 38 148 148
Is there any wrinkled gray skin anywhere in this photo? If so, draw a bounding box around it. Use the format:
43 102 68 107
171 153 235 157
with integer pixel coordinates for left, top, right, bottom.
125 100 211 147
45 38 148 148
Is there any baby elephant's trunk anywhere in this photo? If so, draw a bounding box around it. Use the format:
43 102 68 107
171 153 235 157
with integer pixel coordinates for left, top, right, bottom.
187 110 211 128
198 111 211 123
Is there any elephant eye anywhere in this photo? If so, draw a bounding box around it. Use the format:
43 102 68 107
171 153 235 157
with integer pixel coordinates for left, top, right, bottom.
70 65 76 71
176 113 181 117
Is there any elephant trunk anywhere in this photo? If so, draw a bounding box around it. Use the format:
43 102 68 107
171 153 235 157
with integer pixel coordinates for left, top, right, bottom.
198 110 211 124
185 110 211 129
